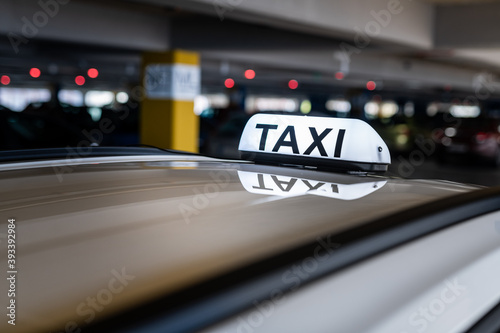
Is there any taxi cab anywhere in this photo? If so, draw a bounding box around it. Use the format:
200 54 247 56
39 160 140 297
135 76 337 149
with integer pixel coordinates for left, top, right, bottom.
1 114 500 333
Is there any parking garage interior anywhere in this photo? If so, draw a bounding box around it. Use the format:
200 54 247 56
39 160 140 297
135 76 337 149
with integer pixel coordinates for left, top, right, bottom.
3 0 500 185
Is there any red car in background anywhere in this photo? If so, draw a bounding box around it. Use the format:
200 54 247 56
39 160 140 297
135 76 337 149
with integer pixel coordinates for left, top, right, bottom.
434 117 500 166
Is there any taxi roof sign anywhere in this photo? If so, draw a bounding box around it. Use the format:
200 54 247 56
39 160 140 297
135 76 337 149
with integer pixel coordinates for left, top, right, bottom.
238 114 391 172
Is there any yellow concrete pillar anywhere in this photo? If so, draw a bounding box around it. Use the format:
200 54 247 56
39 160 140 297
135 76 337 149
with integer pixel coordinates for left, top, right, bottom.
140 50 200 152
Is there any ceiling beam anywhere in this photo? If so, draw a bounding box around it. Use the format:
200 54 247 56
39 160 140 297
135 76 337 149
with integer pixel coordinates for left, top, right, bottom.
129 0 435 49
435 3 500 48
200 49 486 92
0 0 171 53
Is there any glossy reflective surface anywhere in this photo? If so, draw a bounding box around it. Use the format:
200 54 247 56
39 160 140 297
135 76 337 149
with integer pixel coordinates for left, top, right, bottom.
0 156 481 332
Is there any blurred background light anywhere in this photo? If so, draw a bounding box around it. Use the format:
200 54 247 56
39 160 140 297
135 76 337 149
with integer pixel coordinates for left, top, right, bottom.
246 96 298 113
58 89 84 107
87 68 99 78
0 88 50 111
224 78 235 89
30 68 41 78
326 99 351 113
366 81 376 91
288 79 298 90
194 94 230 116
194 95 210 115
380 101 399 118
244 69 255 80
75 75 86 86
444 127 457 137
116 91 129 104
1 75 10 85
364 101 380 118
88 107 102 122
403 101 415 117
300 100 311 114
426 102 440 117
450 105 480 118
85 90 114 107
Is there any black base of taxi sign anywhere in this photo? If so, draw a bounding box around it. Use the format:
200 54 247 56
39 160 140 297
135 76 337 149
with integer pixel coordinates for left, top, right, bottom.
240 151 388 172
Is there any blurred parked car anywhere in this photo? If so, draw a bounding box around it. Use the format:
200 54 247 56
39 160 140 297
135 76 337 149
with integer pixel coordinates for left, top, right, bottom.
370 115 424 155
0 107 87 150
434 117 500 166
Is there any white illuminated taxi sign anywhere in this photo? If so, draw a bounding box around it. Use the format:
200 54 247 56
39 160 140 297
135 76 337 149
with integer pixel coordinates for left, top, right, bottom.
238 114 391 172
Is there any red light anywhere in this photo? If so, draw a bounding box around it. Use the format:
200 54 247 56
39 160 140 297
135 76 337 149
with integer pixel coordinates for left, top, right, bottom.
366 81 376 91
1 75 10 85
75 75 85 86
30 68 41 78
288 79 298 90
244 69 255 80
335 72 344 80
224 78 235 89
87 68 99 78
476 132 489 143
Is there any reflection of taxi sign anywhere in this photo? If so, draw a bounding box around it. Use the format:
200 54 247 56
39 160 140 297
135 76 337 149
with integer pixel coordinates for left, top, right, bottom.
238 114 391 172
238 171 386 200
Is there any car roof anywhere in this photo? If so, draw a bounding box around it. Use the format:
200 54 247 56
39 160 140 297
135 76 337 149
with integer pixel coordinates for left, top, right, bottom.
0 153 482 332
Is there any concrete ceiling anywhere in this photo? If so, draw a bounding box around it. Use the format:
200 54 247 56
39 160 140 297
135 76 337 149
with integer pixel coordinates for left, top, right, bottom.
1 0 500 98
139 0 500 96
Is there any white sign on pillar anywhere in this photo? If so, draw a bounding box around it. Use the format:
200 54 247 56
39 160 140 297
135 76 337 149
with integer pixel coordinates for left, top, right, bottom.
144 64 201 100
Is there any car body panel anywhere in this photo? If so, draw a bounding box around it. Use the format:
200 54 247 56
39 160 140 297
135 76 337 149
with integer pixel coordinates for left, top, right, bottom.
0 156 483 332
205 210 500 333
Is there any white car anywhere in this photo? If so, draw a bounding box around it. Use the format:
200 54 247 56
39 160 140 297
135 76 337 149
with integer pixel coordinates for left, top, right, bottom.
1 115 499 333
